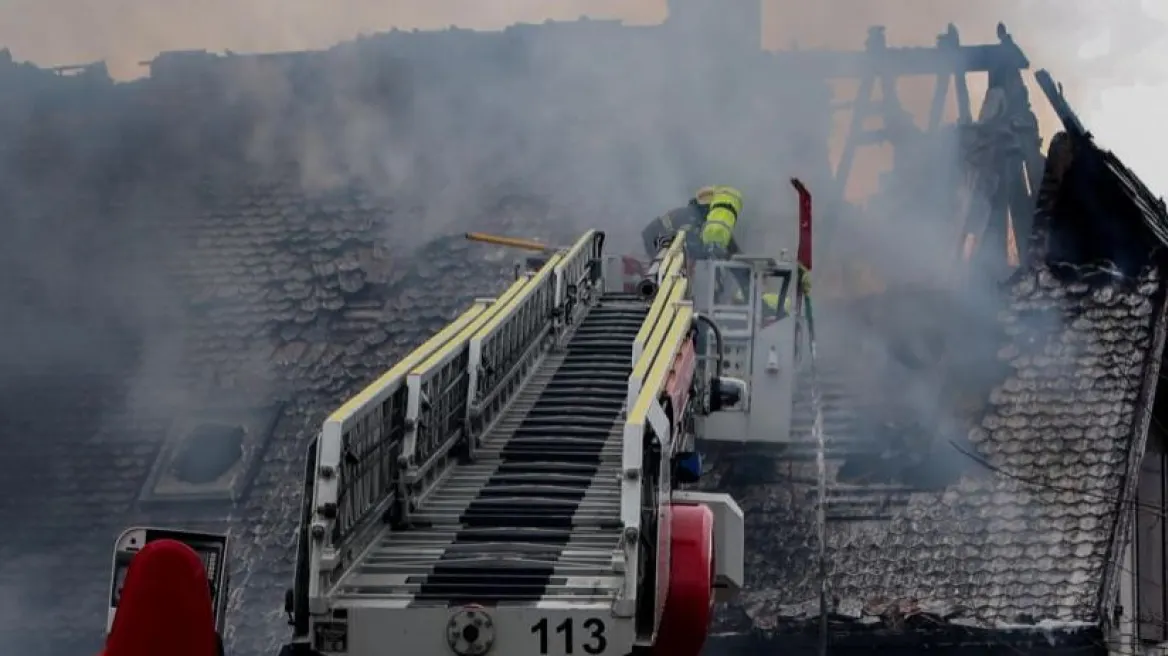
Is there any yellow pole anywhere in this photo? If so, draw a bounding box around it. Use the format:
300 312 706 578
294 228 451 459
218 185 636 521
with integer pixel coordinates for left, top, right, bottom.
464 232 556 253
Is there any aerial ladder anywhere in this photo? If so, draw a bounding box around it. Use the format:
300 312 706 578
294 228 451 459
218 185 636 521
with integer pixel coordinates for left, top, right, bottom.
106 183 820 656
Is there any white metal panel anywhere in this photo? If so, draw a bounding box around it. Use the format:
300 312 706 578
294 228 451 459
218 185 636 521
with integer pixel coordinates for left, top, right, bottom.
331 605 636 656
696 260 797 445
671 491 744 602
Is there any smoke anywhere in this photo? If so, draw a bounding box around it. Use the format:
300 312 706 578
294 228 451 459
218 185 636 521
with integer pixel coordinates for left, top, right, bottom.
0 0 1164 653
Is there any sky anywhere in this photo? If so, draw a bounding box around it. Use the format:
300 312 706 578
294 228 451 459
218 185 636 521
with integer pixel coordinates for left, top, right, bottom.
0 0 1164 194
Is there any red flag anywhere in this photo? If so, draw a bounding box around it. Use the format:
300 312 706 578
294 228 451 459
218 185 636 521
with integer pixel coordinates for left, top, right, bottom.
790 179 813 363
790 178 812 273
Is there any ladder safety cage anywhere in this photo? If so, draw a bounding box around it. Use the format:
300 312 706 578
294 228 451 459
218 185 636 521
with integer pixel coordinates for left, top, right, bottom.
305 231 607 613
308 300 492 607
400 281 534 524
464 252 564 436
467 231 603 432
619 300 697 627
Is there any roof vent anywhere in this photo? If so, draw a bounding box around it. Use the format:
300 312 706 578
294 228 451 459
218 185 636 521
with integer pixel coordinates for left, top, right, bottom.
170 423 245 484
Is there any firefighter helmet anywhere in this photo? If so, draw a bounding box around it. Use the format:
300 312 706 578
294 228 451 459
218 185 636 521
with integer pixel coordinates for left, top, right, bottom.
694 186 717 205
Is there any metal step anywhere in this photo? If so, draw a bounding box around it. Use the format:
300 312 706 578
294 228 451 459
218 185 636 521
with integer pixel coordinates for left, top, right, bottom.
783 363 869 457
782 355 915 520
335 295 649 607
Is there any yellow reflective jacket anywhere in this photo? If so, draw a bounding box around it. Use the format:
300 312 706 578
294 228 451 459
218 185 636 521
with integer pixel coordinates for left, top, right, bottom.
728 289 790 320
763 292 792 320
700 186 743 255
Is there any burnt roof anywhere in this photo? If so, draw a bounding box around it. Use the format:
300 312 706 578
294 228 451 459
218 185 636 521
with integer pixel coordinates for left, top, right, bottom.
0 194 515 656
0 95 520 655
706 132 1168 650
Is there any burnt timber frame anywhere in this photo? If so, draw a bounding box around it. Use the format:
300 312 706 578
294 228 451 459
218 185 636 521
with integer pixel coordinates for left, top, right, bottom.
797 22 1044 269
706 23 1050 491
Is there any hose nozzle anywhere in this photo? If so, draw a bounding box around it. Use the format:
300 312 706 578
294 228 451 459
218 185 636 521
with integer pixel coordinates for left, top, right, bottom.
638 277 658 299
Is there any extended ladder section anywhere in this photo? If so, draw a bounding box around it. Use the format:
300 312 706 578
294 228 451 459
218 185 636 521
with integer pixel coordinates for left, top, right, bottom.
293 231 707 656
339 294 647 608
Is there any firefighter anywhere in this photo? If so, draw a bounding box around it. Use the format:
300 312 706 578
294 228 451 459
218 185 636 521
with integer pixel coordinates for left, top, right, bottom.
642 185 748 257
103 539 223 656
643 185 789 320
641 186 716 257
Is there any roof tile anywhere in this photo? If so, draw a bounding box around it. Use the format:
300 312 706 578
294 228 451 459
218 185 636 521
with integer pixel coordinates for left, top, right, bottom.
720 262 1165 632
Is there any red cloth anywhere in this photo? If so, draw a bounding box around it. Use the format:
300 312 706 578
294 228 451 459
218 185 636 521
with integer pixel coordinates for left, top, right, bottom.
102 539 219 656
791 178 812 272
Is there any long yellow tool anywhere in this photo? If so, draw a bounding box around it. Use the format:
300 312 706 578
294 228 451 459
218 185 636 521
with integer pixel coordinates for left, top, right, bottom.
465 232 556 253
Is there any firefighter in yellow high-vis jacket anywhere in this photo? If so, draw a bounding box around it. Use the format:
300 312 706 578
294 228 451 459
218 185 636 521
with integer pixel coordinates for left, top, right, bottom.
642 185 785 319
641 186 746 257
642 186 712 256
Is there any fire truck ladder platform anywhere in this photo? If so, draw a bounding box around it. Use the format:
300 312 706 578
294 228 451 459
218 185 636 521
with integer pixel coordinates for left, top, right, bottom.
341 295 647 607
302 231 658 621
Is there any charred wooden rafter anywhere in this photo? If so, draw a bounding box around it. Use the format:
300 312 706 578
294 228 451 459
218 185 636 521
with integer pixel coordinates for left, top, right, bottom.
824 22 1044 273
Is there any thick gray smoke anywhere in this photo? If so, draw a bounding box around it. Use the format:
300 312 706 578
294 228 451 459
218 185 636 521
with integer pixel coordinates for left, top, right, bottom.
0 0 1163 653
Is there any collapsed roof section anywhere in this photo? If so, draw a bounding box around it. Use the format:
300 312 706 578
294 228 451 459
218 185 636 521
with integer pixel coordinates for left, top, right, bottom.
707 66 1168 656
1032 70 1168 275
